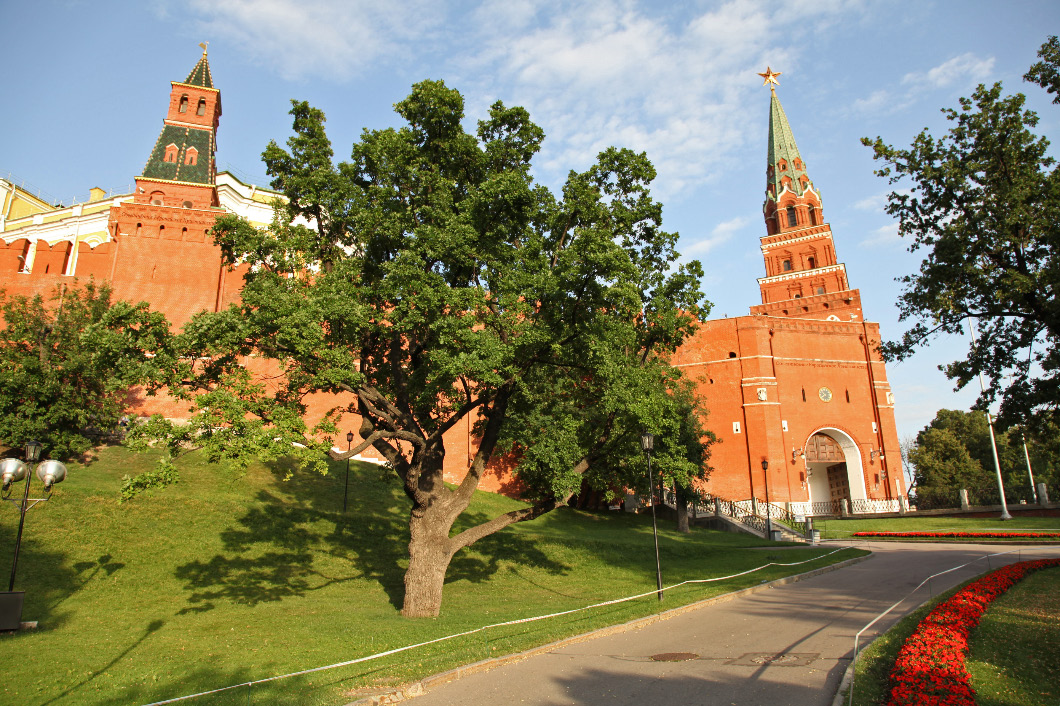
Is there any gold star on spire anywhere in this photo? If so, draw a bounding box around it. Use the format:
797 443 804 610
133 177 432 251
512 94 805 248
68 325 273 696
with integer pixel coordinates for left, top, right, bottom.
758 66 781 89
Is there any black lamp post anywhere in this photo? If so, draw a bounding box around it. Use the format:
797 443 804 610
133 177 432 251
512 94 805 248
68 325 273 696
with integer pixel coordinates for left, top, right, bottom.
1 441 67 630
761 459 772 539
642 431 663 602
343 431 354 513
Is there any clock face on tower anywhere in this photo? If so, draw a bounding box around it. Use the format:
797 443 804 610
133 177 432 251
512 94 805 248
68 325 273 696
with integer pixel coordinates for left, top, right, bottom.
818 387 833 402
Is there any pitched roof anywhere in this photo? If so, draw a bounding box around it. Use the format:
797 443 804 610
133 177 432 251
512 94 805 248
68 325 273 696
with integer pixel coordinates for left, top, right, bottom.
142 125 214 185
765 90 814 201
184 53 214 89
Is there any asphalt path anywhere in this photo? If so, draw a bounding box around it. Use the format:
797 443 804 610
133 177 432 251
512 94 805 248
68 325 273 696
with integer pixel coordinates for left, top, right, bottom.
403 541 1060 706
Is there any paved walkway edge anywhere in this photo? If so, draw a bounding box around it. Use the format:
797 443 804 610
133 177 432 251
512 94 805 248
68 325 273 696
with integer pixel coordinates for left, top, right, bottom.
349 552 873 706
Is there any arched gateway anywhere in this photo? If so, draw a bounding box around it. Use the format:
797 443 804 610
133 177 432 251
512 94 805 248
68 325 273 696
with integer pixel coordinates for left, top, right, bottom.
803 428 868 510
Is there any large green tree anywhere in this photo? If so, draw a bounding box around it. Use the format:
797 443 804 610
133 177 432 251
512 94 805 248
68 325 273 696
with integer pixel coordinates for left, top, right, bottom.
863 37 1060 432
907 408 1056 508
148 81 708 617
0 282 171 461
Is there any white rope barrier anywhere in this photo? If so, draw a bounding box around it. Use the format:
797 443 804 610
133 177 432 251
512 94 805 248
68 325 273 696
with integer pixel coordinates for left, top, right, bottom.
141 546 850 705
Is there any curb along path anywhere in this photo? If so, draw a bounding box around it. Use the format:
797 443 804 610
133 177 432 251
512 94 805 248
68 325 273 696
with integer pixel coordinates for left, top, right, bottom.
353 542 1060 706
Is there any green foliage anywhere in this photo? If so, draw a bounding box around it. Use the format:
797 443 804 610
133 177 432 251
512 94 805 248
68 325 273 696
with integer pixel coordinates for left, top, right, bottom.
905 409 1057 508
0 281 171 461
863 37 1060 433
146 80 709 612
119 457 179 503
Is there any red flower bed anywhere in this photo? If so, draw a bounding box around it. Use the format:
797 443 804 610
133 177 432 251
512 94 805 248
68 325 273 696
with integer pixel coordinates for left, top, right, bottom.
886 558 1060 706
854 531 1060 539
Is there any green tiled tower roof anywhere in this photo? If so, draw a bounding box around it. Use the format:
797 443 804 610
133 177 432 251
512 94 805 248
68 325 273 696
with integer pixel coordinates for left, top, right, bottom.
184 52 213 88
142 125 214 184
765 90 813 200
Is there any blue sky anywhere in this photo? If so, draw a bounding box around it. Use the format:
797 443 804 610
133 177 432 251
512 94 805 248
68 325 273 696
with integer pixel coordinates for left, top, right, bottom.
3 0 1057 445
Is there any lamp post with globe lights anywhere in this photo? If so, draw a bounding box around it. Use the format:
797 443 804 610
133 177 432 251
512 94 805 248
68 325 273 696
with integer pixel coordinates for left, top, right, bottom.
0 441 68 630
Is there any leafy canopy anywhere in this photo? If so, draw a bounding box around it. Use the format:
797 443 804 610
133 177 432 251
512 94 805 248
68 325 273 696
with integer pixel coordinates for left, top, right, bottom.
863 36 1060 433
0 281 171 461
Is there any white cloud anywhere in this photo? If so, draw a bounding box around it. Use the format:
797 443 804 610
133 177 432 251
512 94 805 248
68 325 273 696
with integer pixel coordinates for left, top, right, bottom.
902 53 996 90
178 0 443 80
853 193 887 211
860 222 900 248
851 52 996 117
456 0 867 198
173 0 870 196
683 216 749 255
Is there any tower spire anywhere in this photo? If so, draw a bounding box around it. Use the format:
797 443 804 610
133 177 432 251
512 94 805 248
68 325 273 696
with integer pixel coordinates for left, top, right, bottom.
751 68 861 321
764 87 813 206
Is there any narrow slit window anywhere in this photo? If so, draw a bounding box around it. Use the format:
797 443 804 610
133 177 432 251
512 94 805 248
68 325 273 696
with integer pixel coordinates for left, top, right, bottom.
786 206 797 227
179 95 189 113
197 98 207 116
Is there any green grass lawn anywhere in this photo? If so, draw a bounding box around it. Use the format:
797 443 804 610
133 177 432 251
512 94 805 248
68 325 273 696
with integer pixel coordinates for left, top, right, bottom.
845 567 1060 705
967 567 1060 706
816 515 1060 540
0 446 864 706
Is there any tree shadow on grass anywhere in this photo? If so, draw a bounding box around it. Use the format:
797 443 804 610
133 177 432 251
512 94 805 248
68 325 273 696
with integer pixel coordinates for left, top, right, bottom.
173 460 570 613
0 528 100 632
38 619 165 706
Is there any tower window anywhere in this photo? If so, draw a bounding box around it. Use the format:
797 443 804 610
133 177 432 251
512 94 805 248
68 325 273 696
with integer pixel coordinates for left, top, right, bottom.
149 191 164 205
197 98 207 116
184 147 198 166
159 225 165 237
808 205 817 225
808 256 816 268
782 259 792 271
786 206 797 227
135 223 142 236
183 200 193 209
816 286 825 295
163 144 179 163
179 95 189 113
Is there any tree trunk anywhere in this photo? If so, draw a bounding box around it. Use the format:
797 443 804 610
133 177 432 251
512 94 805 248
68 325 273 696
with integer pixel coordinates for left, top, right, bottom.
403 503 456 617
676 487 690 534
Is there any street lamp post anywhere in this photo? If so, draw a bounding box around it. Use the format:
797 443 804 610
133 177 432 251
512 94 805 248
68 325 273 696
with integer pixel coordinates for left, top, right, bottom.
1 441 68 630
343 431 354 513
641 431 663 602
761 459 772 539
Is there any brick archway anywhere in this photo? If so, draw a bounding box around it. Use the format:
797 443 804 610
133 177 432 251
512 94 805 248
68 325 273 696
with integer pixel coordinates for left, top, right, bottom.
802 427 867 505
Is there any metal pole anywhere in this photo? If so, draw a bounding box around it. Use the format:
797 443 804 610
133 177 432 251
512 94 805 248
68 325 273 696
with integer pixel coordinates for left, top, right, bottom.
1022 435 1037 504
343 437 352 514
8 466 33 592
646 450 663 601
967 320 1011 520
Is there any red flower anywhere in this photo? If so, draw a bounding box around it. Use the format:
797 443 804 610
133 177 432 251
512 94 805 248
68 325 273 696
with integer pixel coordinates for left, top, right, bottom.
885 558 1060 706
853 531 1060 539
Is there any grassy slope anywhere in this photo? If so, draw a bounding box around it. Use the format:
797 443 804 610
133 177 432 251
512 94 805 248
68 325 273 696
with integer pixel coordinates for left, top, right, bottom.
815 515 1060 539
0 447 863 706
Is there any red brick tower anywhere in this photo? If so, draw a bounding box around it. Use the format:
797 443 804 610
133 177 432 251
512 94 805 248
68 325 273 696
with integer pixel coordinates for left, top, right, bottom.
750 69 863 323
106 47 232 326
